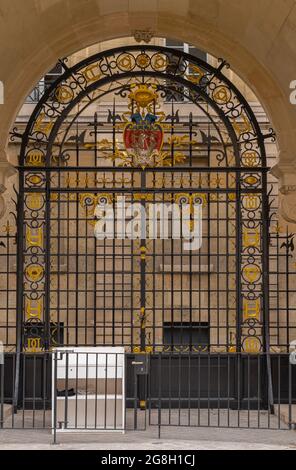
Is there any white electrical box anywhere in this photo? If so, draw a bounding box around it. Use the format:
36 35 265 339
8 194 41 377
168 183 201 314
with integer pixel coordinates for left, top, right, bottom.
52 346 125 433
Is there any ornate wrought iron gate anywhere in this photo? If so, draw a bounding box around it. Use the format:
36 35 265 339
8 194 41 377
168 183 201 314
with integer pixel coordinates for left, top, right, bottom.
1 45 295 430
15 45 274 353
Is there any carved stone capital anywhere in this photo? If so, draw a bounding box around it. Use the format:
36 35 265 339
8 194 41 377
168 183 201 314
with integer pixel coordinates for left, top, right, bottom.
279 192 296 224
0 151 17 219
133 29 154 43
0 153 16 189
0 194 5 219
271 163 296 223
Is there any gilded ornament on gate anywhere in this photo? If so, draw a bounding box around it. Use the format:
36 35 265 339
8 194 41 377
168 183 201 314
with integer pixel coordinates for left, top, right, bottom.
33 112 54 135
186 64 205 84
26 337 42 352
117 54 135 71
26 226 43 247
26 298 42 320
212 85 231 104
136 53 150 69
27 173 43 186
79 193 113 225
231 113 252 135
81 62 102 83
140 246 146 260
243 298 260 320
175 193 207 207
133 193 154 201
122 84 164 168
129 83 158 109
25 149 45 166
26 193 43 210
243 194 260 210
243 336 261 353
243 175 259 186
152 53 168 71
100 83 189 168
241 150 259 167
243 228 260 248
55 85 74 103
25 264 44 282
243 264 261 283
50 192 59 201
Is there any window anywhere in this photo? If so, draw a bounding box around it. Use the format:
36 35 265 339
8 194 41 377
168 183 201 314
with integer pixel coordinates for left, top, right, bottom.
164 40 207 102
163 322 209 351
44 63 64 90
26 63 64 103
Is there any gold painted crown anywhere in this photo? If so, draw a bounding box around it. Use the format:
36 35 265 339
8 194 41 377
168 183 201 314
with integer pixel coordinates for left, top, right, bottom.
129 84 158 109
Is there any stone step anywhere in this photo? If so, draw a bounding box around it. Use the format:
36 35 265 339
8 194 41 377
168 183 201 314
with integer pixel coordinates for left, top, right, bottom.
2 404 13 422
274 405 296 429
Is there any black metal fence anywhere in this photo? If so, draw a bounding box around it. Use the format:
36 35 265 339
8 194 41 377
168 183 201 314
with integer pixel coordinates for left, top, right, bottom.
146 352 296 431
1 351 295 437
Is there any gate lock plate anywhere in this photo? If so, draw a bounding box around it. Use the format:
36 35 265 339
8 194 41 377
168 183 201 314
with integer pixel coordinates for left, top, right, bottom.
132 354 149 375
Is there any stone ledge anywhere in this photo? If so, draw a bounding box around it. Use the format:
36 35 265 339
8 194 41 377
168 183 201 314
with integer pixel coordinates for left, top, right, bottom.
159 264 214 273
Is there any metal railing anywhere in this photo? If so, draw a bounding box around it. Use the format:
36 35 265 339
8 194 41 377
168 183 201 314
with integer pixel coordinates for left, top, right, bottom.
0 351 295 439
